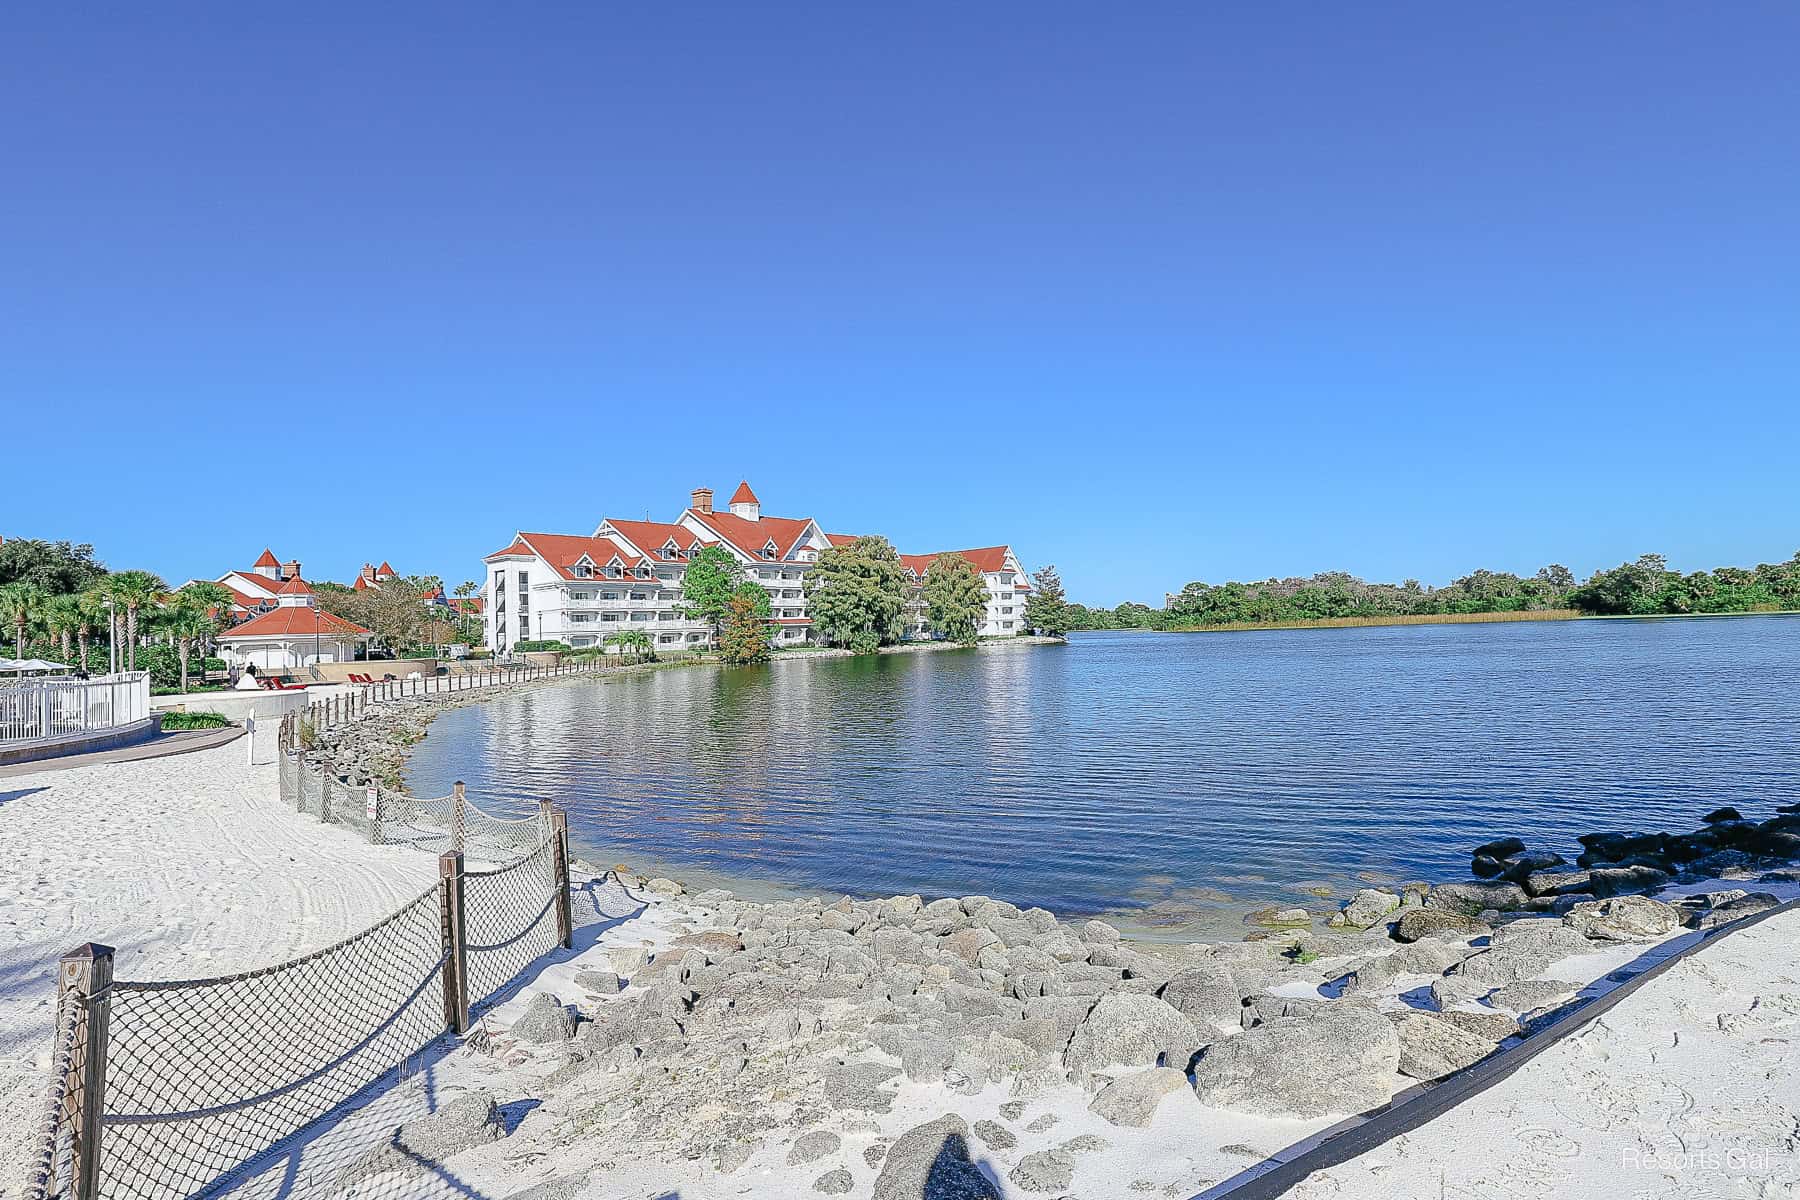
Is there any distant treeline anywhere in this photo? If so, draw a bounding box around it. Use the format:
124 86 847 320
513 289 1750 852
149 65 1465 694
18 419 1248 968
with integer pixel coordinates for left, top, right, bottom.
1070 552 1800 631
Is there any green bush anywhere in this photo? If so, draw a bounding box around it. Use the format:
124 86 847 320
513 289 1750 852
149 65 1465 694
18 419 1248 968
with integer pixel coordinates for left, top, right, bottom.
512 640 571 653
160 710 233 730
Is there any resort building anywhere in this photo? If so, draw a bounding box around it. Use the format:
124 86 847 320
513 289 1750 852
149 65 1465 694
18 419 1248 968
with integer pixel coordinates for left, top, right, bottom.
215 577 372 670
481 482 1031 652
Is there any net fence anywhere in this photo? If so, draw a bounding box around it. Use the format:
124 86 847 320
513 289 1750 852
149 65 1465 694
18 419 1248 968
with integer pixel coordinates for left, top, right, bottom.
277 754 551 862
465 835 563 1008
96 885 448 1200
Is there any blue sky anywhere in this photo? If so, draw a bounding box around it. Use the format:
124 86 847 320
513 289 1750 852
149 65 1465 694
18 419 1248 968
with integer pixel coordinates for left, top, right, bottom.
4 5 1796 605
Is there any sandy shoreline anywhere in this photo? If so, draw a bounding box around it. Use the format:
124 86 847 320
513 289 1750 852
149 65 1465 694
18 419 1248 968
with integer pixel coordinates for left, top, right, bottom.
5 671 1798 1199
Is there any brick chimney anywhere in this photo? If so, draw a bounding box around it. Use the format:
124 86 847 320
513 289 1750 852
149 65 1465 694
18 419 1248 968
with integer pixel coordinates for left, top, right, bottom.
281 559 301 581
691 487 714 514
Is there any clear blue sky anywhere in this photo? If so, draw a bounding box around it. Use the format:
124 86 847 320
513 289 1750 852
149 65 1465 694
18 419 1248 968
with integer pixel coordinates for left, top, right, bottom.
4 5 1796 606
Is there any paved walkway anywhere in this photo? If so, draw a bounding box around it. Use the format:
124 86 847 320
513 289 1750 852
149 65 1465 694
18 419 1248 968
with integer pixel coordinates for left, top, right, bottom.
0 725 244 779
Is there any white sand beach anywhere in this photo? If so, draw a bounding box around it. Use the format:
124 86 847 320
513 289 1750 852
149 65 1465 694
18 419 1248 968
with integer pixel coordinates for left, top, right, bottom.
0 742 436 1188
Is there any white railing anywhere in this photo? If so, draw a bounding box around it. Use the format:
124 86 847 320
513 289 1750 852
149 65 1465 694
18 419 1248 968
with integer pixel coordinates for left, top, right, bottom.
0 671 151 744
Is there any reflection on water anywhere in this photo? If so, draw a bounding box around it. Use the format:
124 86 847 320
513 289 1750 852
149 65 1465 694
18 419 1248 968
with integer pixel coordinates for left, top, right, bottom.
407 619 1800 937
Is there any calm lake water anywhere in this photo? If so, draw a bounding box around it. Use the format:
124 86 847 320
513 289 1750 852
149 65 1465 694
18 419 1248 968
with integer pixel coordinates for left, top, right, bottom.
406 618 1800 936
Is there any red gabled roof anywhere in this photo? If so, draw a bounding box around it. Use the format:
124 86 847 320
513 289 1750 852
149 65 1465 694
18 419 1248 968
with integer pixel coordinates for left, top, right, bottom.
900 547 1016 578
276 576 313 595
352 576 370 591
253 548 280 568
825 533 864 547
605 519 700 563
483 539 535 561
449 596 486 615
517 532 645 580
377 561 395 576
219 583 267 611
690 509 814 561
729 480 760 506
219 605 369 640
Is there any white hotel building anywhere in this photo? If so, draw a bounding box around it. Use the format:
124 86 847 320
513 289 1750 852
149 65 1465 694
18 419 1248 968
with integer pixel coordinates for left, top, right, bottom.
482 482 1032 653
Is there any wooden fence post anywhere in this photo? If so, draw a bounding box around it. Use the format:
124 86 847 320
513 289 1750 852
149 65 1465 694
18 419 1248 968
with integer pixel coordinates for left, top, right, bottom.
551 809 573 950
437 853 469 1034
451 781 466 853
61 942 114 1200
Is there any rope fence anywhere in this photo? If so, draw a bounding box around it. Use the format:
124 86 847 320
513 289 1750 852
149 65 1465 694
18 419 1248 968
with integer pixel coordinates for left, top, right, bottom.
22 667 582 1200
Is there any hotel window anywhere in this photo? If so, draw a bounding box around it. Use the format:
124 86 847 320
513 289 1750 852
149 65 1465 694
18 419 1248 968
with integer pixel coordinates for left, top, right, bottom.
572 563 593 578
630 592 648 601
1002 620 1014 628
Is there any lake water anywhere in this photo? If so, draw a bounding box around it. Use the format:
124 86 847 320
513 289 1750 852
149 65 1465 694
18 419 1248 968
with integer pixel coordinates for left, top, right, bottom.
405 617 1800 937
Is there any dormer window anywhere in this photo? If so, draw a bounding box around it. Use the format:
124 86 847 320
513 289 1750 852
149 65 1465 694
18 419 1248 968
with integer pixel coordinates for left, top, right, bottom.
762 540 779 559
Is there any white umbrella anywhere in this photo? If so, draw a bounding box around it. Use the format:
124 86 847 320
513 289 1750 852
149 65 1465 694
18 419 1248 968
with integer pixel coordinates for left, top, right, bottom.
2 658 74 673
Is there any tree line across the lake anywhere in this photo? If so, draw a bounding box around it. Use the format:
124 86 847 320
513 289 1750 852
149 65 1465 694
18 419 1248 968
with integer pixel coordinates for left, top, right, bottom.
1071 551 1800 631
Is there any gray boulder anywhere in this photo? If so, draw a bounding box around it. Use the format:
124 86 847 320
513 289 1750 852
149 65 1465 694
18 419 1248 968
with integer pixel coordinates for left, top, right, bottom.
1010 1149 1075 1193
824 1062 901 1112
789 1130 843 1166
1694 891 1780 930
573 970 622 995
1488 978 1578 1013
1563 895 1681 941
1395 909 1491 943
1391 1011 1497 1080
1340 889 1401 929
1426 882 1529 914
1435 1008 1520 1041
814 1168 855 1195
1522 870 1591 898
1159 963 1241 1026
971 1119 1016 1149
504 1176 588 1200
1192 1002 1401 1118
1586 866 1671 898
1088 1066 1189 1127
872 1114 1002 1200
1064 993 1203 1084
511 993 578 1043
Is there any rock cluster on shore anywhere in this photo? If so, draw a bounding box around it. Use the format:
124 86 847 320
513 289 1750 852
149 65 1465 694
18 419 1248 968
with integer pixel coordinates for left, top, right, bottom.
306 691 1798 1196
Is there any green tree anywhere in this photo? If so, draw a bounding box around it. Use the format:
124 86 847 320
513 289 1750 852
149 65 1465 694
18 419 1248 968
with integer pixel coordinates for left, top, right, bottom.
717 590 771 665
681 545 747 641
453 579 479 599
1023 564 1072 638
922 553 987 644
75 588 108 673
44 593 83 662
102 570 170 672
160 592 219 693
0 539 107 594
604 628 657 663
0 581 48 661
805 536 909 653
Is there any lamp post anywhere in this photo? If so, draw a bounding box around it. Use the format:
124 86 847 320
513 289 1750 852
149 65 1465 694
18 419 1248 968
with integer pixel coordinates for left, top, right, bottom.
104 598 118 676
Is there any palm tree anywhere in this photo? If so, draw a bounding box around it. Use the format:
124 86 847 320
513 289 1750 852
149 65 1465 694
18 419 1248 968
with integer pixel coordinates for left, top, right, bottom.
44 594 82 663
177 582 234 660
161 595 216 693
75 589 106 674
102 571 169 673
0 582 47 661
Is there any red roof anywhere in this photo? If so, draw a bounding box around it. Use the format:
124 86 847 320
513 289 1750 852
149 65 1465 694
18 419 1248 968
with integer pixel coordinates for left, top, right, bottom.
605 519 701 562
276 576 313 595
483 539 535 561
900 547 1016 578
352 576 370 591
515 532 646 580
218 583 267 610
377 561 395 576
253 548 281 568
825 533 864 547
729 480 760 505
219 606 370 640
690 509 815 561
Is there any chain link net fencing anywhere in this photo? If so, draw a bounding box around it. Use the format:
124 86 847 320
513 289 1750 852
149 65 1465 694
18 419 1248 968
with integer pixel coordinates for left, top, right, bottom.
277 754 550 862
96 884 449 1200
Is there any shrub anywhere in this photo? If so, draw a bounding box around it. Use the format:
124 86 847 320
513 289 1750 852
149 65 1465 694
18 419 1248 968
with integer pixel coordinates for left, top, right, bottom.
160 710 233 730
513 639 571 653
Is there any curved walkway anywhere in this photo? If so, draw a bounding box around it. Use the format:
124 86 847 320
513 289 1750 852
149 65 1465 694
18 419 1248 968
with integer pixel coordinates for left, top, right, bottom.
0 725 244 780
